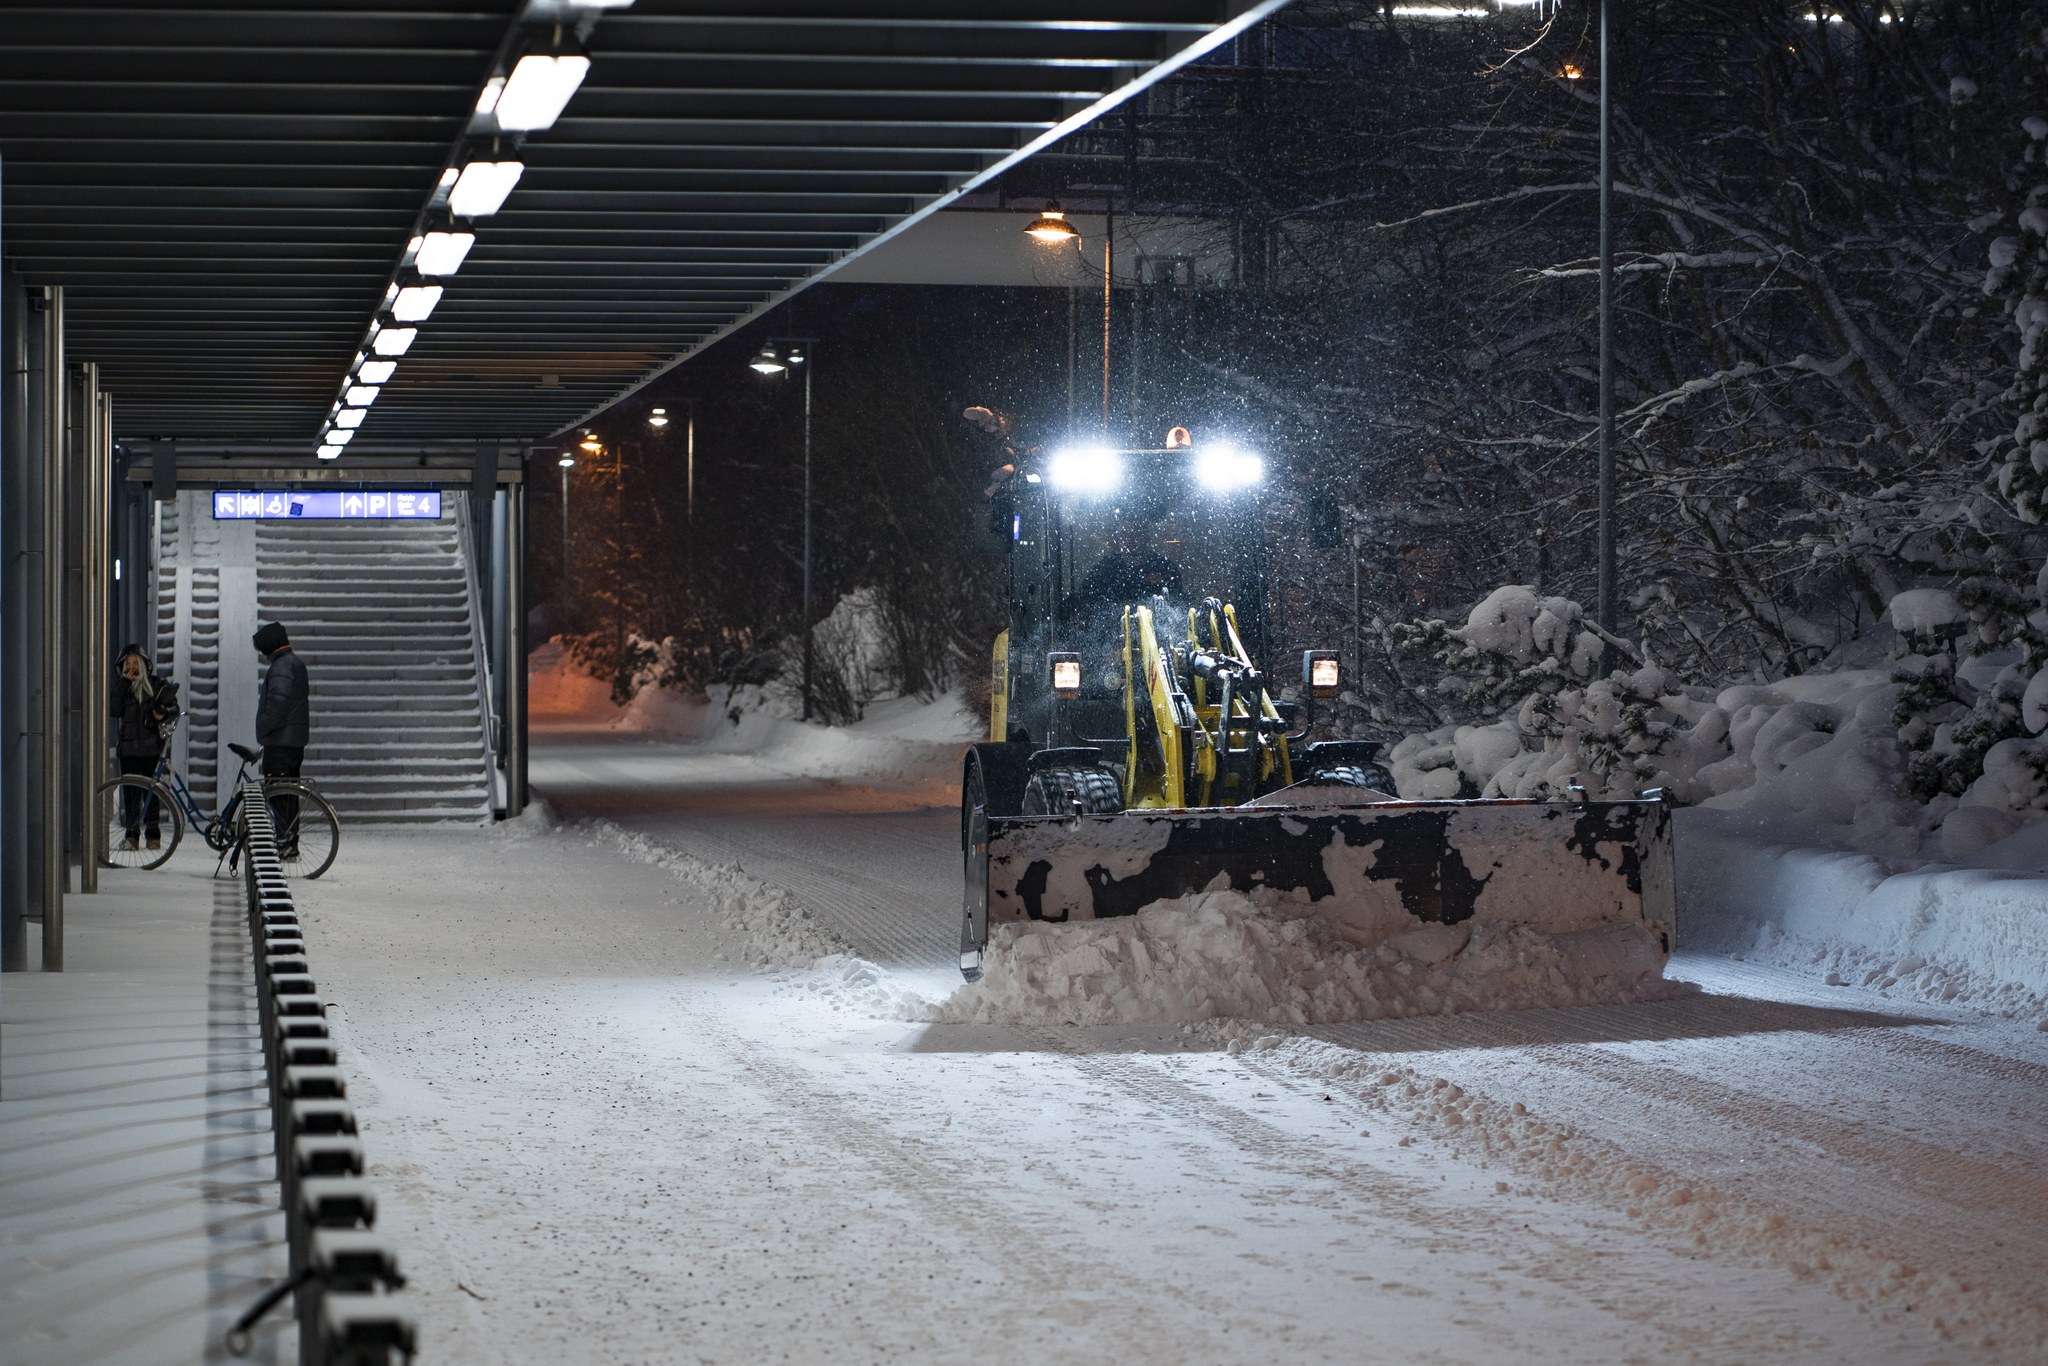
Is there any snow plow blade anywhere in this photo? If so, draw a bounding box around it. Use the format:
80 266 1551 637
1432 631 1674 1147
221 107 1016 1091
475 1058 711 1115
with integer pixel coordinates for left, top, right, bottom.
960 795 1674 979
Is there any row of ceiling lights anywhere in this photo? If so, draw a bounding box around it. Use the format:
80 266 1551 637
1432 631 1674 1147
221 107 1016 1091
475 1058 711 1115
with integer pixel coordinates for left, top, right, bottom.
315 0 630 459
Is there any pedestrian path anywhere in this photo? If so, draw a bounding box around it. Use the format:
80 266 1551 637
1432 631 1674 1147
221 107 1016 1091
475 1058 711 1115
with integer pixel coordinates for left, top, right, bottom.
0 866 290 1366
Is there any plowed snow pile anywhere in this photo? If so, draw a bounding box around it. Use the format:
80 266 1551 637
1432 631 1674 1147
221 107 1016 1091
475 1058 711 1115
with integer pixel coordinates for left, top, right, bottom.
938 890 1690 1026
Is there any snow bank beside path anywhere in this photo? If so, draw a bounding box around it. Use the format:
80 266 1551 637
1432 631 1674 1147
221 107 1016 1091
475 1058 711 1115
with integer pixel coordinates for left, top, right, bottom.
685 686 976 792
1680 810 2048 1020
530 640 976 793
940 890 1689 1028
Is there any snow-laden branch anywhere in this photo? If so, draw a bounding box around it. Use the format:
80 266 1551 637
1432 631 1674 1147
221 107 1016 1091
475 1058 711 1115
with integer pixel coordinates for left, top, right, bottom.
1532 249 1787 279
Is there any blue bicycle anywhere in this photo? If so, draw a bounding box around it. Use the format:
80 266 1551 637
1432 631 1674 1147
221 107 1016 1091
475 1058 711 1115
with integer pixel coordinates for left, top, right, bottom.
96 727 341 878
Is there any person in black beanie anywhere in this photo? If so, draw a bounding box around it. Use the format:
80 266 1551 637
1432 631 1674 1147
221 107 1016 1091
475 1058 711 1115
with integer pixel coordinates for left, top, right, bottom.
252 620 310 849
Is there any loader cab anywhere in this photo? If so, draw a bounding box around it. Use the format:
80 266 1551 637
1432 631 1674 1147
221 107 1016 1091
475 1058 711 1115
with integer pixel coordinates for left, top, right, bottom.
994 432 1270 752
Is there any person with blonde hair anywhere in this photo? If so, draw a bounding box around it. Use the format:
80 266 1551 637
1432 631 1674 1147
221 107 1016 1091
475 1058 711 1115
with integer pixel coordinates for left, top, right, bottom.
110 644 180 850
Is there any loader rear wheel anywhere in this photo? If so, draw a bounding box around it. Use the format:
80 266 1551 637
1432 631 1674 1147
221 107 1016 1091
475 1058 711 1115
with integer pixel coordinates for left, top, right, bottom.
1316 763 1399 797
1021 766 1124 817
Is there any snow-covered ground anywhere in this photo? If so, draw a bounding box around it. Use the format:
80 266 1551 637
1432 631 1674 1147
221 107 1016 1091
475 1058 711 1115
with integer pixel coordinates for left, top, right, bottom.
260 662 2048 1363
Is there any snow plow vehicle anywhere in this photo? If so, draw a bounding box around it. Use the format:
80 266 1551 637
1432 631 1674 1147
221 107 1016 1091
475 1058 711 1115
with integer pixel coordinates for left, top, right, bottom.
957 426 1676 982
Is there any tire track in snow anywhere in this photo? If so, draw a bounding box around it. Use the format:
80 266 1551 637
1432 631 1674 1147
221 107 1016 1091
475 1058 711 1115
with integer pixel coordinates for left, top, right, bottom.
1254 1028 2047 1356
595 809 955 970
1019 1029 1895 1365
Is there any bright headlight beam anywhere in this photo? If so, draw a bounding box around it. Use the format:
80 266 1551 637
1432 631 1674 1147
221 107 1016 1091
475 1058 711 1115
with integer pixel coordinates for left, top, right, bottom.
391 285 442 322
1194 441 1264 492
371 328 417 356
413 231 475 276
448 160 523 218
1046 444 1122 493
495 53 590 133
355 359 396 384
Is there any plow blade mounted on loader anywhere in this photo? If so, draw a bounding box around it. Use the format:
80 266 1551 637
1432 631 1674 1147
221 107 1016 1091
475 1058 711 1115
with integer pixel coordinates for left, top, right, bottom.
959 793 1675 980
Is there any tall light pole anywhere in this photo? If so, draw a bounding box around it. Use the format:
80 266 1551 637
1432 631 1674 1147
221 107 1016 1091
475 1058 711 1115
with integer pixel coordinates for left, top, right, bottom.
752 338 817 721
1596 0 1618 656
557 450 574 588
1023 202 1112 436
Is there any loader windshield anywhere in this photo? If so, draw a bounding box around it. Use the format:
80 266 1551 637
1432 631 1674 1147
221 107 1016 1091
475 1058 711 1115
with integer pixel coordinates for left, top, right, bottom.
1063 488 1254 623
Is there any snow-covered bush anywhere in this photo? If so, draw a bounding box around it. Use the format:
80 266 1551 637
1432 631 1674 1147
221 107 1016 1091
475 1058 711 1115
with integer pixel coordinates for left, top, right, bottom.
1381 587 1725 801
805 587 894 725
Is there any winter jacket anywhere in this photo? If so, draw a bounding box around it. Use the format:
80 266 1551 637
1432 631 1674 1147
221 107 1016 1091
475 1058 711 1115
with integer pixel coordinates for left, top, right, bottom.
256 648 310 748
110 672 180 759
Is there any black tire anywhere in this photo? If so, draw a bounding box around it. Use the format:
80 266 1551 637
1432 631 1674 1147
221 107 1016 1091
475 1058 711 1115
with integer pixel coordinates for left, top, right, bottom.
265 780 341 879
1020 765 1124 817
95 776 184 870
1315 763 1399 796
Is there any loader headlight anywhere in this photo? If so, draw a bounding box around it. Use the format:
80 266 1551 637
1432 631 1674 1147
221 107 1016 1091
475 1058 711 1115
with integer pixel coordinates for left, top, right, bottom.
1046 445 1122 494
1195 440 1263 492
1303 650 1341 698
1049 652 1083 697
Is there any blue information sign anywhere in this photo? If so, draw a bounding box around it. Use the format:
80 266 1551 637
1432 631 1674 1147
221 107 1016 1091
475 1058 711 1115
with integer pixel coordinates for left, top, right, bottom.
212 490 442 520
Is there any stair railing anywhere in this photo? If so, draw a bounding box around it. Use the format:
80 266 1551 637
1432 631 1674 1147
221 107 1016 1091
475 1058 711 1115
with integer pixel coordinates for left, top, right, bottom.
451 491 503 815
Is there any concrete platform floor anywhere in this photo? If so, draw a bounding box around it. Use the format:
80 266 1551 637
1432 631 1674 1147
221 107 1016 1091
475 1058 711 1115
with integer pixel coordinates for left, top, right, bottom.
1 863 291 1366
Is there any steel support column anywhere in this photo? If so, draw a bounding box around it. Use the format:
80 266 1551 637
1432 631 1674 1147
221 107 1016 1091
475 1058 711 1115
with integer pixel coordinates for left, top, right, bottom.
1 263 26 973
77 365 102 895
40 287 63 968
506 482 526 818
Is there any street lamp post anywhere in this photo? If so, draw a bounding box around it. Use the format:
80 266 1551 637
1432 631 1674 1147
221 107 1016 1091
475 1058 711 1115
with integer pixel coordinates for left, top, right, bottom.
557 450 574 579
1023 202 1112 436
751 338 817 721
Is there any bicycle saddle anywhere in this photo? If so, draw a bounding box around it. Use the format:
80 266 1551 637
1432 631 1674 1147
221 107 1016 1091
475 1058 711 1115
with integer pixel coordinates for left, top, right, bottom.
228 742 262 763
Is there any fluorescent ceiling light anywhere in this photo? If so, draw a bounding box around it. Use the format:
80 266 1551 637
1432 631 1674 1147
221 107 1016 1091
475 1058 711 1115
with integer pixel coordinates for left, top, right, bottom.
344 384 380 407
355 359 397 384
335 407 368 429
391 285 443 322
324 427 356 445
317 445 343 460
372 328 417 356
448 160 523 218
475 77 505 117
438 166 460 188
495 53 590 133
414 231 475 276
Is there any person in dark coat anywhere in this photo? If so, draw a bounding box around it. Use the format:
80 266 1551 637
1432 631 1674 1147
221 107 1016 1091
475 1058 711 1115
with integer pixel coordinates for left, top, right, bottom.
111 644 180 849
252 620 310 846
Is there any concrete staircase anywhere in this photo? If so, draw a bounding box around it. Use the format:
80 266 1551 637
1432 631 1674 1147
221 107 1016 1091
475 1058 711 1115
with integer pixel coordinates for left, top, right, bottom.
152 498 223 809
152 491 494 825
252 513 494 823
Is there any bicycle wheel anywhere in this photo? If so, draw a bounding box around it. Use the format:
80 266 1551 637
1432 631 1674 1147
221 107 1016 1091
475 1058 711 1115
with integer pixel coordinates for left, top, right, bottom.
95 776 184 870
265 780 340 879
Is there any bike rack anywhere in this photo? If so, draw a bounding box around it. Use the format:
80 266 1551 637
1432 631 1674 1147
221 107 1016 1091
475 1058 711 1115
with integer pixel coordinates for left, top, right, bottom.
227 781 419 1365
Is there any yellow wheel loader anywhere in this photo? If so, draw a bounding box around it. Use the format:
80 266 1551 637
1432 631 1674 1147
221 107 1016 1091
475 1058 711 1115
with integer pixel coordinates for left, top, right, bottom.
957 430 1675 983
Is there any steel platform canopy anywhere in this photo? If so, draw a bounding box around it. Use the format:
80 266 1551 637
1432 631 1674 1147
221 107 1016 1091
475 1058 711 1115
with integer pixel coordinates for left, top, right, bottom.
0 0 1288 456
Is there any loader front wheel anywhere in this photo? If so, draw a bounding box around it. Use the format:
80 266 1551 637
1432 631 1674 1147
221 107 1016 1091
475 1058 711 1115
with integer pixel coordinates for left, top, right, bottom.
1021 766 1124 817
961 763 991 981
1316 763 1399 797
